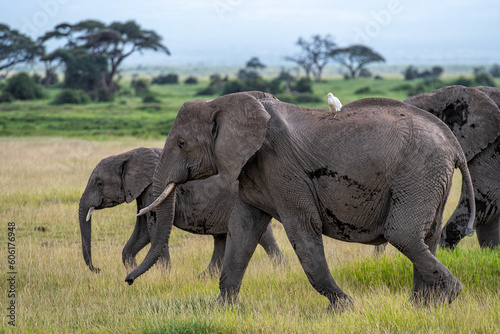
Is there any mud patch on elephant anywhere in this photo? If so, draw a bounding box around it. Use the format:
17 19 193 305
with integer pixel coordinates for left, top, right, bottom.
307 167 338 180
441 101 468 128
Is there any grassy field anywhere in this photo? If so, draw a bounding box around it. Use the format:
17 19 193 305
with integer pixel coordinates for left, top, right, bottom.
3 75 497 139
1 136 499 333
1 76 500 332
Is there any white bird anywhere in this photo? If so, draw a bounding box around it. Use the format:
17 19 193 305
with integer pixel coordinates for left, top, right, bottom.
326 92 342 118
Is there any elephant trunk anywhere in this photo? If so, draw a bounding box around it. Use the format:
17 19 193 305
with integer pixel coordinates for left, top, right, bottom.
125 181 178 285
78 198 100 273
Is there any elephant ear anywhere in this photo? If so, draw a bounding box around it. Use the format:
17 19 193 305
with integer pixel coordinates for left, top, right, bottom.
475 86 500 109
405 85 500 161
207 92 271 182
122 147 161 203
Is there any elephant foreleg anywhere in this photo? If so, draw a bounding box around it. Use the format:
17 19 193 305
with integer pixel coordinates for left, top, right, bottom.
281 215 352 311
122 215 151 270
257 222 286 265
217 200 271 305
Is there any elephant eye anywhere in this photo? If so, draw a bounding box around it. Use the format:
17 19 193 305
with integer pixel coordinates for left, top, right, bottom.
177 138 186 149
96 180 103 188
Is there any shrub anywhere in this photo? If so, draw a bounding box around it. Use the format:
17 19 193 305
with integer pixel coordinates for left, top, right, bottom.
131 78 149 96
293 77 313 93
4 72 44 100
222 80 244 95
0 91 14 103
474 73 496 87
294 93 321 103
142 90 160 103
52 89 90 105
184 76 198 84
452 76 473 87
152 73 178 85
354 86 371 94
196 86 218 96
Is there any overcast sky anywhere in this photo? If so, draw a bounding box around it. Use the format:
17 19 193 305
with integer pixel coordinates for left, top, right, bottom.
2 0 500 66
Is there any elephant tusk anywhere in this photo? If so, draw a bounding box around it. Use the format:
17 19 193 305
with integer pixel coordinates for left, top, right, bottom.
137 183 176 217
86 207 95 222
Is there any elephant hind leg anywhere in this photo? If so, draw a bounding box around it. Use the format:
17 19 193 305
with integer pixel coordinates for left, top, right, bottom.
476 215 500 249
384 194 462 305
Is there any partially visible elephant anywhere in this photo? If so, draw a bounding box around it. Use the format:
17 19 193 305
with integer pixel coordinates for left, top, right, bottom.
79 147 284 275
127 91 475 309
404 85 500 249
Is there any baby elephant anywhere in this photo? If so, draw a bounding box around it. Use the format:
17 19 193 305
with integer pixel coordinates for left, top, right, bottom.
79 147 284 274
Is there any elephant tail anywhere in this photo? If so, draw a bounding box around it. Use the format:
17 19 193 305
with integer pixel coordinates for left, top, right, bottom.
455 156 476 237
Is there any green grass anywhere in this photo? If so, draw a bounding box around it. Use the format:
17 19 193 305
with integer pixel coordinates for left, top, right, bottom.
2 76 498 138
1 137 499 333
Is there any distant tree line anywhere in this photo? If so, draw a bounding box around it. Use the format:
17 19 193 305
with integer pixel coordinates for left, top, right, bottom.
0 20 170 102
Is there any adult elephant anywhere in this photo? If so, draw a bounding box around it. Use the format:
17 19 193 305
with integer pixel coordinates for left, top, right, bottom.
79 147 284 275
404 85 500 249
127 91 475 309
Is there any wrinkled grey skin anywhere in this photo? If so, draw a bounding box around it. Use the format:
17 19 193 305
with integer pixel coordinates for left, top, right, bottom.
404 85 500 249
79 147 284 275
127 91 475 310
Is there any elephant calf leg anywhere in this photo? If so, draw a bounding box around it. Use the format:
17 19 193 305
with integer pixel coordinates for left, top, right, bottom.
123 218 151 270
199 234 226 277
258 222 286 265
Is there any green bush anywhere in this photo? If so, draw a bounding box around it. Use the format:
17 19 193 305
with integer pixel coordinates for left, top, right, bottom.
131 78 149 96
52 89 90 105
142 90 160 103
152 73 178 85
292 77 313 93
474 73 496 87
184 76 198 84
294 93 321 103
196 86 218 96
4 72 44 100
354 86 371 94
452 76 474 87
0 91 14 103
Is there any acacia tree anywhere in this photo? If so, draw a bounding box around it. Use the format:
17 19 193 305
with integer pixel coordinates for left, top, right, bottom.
40 20 170 99
37 20 105 88
329 45 385 79
83 20 170 94
286 34 336 82
0 24 40 71
284 53 314 80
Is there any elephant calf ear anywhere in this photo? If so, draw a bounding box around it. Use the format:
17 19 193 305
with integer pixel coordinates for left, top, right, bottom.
208 92 270 183
122 147 160 203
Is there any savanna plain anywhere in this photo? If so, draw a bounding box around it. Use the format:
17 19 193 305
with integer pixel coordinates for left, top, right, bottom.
1 76 500 333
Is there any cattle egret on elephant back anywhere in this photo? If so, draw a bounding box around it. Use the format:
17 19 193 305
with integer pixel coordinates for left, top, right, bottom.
326 92 342 118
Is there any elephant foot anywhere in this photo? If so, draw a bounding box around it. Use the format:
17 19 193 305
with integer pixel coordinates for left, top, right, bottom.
410 278 462 306
88 264 100 273
270 252 287 266
197 266 221 279
327 293 354 313
214 293 240 307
